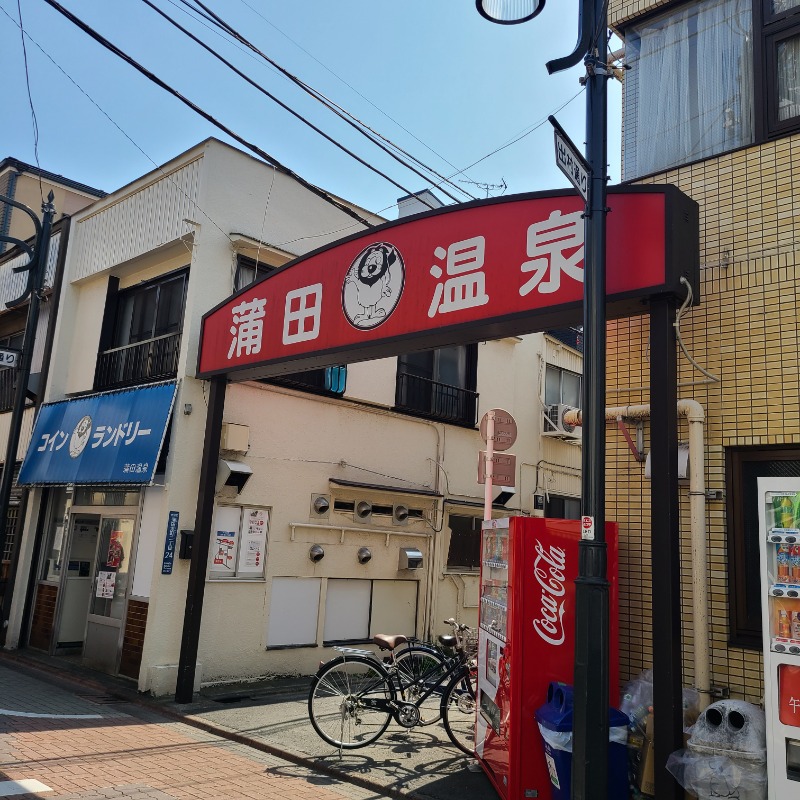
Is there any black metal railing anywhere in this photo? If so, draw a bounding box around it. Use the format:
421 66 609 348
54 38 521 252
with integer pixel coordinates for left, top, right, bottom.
94 333 181 390
395 371 478 427
547 327 583 352
0 369 16 413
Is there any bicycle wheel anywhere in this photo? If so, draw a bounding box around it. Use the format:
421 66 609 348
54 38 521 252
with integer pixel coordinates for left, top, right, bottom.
394 645 448 725
440 665 478 755
308 655 395 748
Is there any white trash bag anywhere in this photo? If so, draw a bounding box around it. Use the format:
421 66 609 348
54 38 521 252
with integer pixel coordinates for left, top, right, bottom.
666 749 768 800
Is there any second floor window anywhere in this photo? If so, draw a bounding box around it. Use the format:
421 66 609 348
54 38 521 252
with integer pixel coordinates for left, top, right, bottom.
95 270 187 390
395 344 478 427
624 0 755 177
545 364 581 408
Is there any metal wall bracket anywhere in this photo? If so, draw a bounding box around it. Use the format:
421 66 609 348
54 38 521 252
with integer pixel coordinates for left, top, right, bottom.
616 417 645 462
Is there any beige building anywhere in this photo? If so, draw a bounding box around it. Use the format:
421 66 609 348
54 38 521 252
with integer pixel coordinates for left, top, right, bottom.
608 0 800 705
8 139 582 694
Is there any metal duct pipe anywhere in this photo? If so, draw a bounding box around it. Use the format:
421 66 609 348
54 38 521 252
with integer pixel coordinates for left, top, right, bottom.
564 400 711 710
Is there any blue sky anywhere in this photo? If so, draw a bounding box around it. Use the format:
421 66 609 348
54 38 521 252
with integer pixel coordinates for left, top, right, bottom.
2 0 622 217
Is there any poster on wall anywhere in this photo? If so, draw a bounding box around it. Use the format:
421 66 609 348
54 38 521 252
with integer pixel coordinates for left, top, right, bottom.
106 530 124 568
237 508 269 576
212 531 236 571
96 571 116 598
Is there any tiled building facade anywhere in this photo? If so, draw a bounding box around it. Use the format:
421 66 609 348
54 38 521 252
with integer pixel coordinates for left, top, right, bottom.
609 0 800 702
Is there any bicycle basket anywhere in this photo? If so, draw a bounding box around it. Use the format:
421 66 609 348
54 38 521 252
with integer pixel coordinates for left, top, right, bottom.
463 629 479 661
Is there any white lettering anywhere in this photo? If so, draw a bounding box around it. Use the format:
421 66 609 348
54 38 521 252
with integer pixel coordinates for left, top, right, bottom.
532 539 568 646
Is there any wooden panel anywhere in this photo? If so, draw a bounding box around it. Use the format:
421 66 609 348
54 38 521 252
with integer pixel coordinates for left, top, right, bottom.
29 583 58 651
118 599 148 680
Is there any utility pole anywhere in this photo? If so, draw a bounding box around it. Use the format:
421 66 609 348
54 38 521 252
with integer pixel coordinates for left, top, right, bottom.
0 191 56 630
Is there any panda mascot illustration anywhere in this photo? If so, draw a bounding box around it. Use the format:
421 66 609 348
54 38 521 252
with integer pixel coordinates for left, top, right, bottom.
342 242 404 328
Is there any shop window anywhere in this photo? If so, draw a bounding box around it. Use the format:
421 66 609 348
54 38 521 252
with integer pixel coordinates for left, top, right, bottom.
727 446 800 648
446 514 482 571
322 579 417 645
207 504 269 580
39 487 70 583
395 345 479 427
94 269 187 390
545 495 581 520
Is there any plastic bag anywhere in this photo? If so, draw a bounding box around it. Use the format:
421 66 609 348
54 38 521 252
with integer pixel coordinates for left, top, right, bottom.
666 749 768 800
537 723 629 753
620 668 702 733
620 669 654 732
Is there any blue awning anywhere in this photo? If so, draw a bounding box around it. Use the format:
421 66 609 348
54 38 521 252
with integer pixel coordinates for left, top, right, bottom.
19 382 177 486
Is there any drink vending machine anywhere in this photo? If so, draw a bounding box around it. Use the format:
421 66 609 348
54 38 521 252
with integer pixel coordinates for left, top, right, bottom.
757 477 800 797
475 517 619 799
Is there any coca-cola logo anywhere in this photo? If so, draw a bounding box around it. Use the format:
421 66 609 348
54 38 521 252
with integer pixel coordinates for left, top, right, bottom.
532 540 567 646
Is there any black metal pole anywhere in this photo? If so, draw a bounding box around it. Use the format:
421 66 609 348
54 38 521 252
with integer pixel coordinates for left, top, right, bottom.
176 375 226 703
0 192 55 626
649 298 683 800
571 3 610 798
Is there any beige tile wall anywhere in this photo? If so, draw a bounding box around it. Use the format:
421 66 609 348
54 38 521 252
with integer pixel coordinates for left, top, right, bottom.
607 134 800 704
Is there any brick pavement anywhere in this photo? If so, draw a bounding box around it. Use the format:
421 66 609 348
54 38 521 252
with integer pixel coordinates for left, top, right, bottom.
0 665 388 800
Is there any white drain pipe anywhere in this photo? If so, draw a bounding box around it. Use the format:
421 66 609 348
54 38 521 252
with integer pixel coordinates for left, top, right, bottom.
565 400 711 710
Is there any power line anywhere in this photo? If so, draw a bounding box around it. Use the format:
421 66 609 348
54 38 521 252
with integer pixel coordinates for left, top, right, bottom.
15 0 43 201
137 0 446 210
175 0 475 203
235 0 482 191
40 0 375 229
0 2 237 248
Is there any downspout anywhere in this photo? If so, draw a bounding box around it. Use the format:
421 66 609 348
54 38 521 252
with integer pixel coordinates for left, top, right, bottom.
565 400 711 710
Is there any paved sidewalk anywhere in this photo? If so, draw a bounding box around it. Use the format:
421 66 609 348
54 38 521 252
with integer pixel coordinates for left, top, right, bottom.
0 663 388 800
0 654 496 800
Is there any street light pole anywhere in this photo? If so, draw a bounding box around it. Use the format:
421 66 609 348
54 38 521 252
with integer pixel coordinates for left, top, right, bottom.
476 1 610 798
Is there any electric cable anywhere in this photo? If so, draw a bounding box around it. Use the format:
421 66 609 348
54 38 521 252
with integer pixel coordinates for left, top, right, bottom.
175 0 474 203
234 0 482 194
41 0 375 229
0 2 236 249
137 0 445 210
15 0 44 201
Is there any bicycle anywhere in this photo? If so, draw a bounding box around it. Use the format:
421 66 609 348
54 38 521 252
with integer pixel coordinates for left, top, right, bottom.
308 619 478 755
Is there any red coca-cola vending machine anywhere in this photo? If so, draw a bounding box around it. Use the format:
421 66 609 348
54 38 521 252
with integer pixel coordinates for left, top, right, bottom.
475 517 619 799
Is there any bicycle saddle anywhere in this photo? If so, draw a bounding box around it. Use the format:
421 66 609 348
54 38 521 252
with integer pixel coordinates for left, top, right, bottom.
372 634 409 650
438 635 457 648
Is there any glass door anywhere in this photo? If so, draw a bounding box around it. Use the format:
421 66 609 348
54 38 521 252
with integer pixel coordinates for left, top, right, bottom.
83 515 136 673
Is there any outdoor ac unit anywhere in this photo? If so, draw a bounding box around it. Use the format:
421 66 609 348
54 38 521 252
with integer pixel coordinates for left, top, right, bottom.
542 404 581 441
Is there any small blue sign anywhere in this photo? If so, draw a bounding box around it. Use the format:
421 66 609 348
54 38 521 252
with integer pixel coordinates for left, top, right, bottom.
162 510 179 575
19 382 177 485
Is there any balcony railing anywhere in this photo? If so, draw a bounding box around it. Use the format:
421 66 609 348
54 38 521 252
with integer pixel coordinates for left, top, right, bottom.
395 371 479 427
0 369 16 413
94 333 181 391
546 327 583 353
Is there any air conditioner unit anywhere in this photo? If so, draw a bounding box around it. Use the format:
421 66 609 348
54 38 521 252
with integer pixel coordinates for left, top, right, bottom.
542 404 581 441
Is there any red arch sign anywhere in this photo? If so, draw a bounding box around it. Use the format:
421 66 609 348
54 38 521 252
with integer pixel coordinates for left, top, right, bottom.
198 185 698 381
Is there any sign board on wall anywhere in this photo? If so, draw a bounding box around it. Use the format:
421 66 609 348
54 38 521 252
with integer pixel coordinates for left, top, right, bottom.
198 186 699 381
18 382 177 485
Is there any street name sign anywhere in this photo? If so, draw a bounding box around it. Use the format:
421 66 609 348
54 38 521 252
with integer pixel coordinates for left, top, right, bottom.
0 348 20 369
549 115 590 202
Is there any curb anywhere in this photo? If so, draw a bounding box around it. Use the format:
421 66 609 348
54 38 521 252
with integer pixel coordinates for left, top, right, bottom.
0 650 417 800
